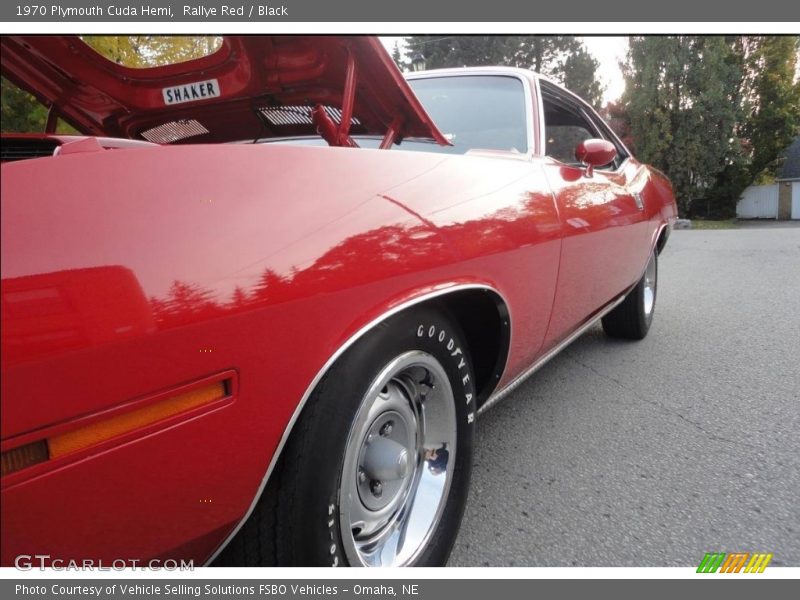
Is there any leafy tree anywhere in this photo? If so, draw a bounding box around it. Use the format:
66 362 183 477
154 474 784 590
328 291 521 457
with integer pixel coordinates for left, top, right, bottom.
2 36 222 133
745 36 800 180
623 35 800 217
0 77 48 133
622 36 744 216
82 36 221 67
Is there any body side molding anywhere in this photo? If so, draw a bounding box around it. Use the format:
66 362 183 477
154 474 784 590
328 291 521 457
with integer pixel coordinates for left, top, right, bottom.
478 292 627 415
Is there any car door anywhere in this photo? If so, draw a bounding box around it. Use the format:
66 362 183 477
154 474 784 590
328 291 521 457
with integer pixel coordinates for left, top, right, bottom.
537 80 649 348
402 72 563 375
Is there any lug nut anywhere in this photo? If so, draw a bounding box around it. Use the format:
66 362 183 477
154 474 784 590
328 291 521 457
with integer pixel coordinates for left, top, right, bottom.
370 480 383 497
380 421 393 436
358 469 366 484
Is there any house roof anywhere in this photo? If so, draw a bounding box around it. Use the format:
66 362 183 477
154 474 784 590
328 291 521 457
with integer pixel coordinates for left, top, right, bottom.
778 136 800 180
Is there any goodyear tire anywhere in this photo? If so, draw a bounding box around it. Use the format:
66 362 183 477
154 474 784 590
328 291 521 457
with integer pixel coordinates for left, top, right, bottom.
215 306 475 566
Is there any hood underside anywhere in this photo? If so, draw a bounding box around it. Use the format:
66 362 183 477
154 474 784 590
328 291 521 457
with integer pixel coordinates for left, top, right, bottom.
1 36 448 145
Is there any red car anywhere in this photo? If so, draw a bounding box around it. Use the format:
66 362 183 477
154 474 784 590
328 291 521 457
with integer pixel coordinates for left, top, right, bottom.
0 36 677 567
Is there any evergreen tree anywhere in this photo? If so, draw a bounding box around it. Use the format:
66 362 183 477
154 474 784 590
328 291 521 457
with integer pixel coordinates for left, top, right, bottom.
562 46 604 108
405 35 603 104
746 36 800 180
391 41 406 71
622 36 743 216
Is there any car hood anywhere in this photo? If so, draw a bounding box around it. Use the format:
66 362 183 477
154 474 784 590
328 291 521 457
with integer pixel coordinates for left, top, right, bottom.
0 35 448 146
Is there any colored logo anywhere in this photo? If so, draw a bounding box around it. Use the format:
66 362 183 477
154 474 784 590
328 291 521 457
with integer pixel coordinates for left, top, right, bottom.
697 552 773 573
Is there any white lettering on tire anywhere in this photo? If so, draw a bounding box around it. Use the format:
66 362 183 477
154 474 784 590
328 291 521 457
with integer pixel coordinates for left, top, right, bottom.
327 503 340 566
416 322 476 421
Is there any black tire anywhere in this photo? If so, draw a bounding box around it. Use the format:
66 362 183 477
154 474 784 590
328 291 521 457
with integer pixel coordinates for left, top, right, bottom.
601 250 658 340
215 305 475 566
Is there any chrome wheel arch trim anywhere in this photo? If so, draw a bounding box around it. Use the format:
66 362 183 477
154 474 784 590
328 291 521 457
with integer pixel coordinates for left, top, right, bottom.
652 221 671 255
642 251 657 318
204 282 511 565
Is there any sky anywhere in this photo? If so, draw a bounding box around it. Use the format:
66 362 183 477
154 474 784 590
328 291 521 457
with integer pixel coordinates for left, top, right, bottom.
380 36 629 105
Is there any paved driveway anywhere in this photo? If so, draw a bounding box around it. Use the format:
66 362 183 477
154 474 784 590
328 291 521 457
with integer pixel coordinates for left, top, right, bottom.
449 224 800 566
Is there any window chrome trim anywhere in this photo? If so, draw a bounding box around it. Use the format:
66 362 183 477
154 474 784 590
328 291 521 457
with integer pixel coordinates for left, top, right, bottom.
537 75 633 152
405 69 537 158
535 75 632 175
533 75 547 157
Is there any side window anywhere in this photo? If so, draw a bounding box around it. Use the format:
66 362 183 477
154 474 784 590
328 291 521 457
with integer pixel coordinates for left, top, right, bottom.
587 111 629 165
542 100 598 165
540 81 621 169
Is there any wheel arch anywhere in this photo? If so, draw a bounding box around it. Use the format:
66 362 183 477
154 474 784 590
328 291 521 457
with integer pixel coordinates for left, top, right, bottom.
206 283 511 565
654 222 670 255
429 287 511 406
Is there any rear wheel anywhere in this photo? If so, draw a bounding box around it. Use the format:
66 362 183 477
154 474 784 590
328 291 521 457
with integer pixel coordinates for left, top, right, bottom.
602 250 657 340
215 306 475 566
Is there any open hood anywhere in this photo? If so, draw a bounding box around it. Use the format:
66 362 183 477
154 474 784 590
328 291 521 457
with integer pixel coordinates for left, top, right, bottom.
1 36 449 146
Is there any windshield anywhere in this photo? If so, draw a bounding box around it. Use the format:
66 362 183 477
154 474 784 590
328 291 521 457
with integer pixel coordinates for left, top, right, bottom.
260 74 530 155
406 75 528 155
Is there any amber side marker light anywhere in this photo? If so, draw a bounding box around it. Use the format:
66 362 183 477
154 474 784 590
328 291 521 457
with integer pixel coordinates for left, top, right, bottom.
1 380 228 476
1 441 49 476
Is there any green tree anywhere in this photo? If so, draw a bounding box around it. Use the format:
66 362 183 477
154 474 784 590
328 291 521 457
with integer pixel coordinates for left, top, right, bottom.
623 35 800 217
1 77 48 133
81 36 221 67
562 46 604 108
622 36 744 216
405 35 603 105
2 36 222 133
746 36 800 180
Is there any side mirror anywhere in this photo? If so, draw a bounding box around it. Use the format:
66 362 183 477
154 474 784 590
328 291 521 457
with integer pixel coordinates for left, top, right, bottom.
575 139 617 177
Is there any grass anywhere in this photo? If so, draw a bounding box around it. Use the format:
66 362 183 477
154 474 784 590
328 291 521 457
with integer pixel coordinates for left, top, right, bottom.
689 219 740 230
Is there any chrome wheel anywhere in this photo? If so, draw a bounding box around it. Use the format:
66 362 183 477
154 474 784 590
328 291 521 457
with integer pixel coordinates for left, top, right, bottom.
643 251 657 318
339 350 457 566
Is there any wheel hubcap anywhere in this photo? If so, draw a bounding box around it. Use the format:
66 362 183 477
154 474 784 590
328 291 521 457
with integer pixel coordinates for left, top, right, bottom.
339 351 457 566
643 251 657 317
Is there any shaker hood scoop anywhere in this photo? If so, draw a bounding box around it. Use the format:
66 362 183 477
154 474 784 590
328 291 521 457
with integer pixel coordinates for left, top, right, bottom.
1 36 449 146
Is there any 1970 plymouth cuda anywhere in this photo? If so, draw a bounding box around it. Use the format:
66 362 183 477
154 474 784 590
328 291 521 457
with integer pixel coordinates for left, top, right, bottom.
0 35 677 567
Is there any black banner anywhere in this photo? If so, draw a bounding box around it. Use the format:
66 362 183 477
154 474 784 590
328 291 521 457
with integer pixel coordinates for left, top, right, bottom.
1 0 798 23
4 579 798 600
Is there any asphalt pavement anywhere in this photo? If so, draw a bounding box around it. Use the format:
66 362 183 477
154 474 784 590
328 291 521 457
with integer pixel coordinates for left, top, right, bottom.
448 222 800 566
